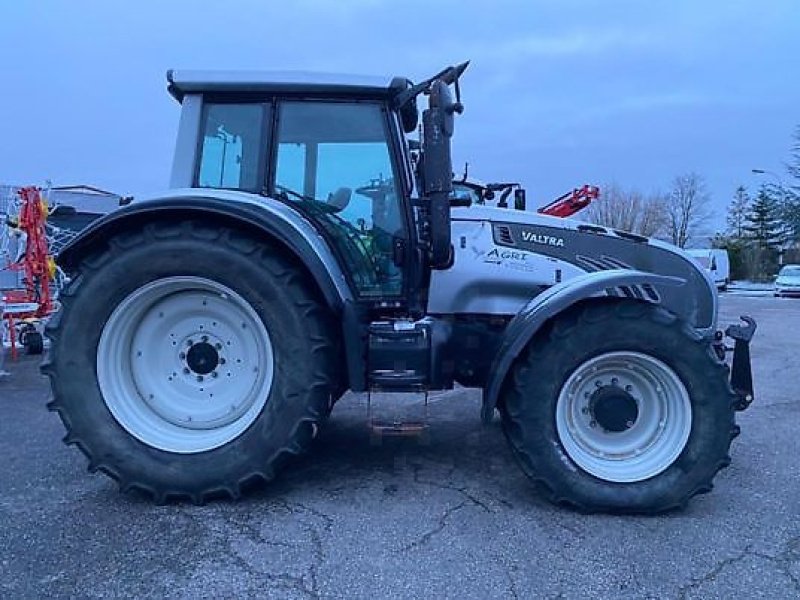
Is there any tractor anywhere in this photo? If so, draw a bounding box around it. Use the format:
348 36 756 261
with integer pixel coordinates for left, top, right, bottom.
43 62 756 513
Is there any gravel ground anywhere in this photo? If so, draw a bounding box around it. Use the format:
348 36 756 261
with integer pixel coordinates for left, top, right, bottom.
0 294 798 599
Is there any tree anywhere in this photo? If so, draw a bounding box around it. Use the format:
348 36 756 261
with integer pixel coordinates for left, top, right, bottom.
638 193 670 238
744 187 784 248
582 183 667 237
726 186 750 239
787 124 800 181
742 187 784 279
782 198 800 244
782 125 800 242
711 234 747 280
665 173 712 248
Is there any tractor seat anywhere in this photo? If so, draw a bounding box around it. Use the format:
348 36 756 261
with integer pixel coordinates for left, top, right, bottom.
327 187 352 212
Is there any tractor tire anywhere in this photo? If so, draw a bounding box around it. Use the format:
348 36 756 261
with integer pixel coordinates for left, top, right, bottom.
23 330 44 355
499 300 737 514
42 220 340 503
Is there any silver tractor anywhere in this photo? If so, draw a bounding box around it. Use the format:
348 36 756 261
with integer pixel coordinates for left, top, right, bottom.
44 62 756 513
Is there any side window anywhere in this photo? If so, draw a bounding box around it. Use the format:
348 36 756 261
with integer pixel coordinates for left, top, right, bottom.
197 103 265 191
274 102 405 297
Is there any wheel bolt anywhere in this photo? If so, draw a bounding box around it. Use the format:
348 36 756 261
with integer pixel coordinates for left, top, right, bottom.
589 420 597 428
581 407 589 415
196 375 204 382
183 367 190 374
179 352 186 360
187 339 194 347
625 385 633 392
201 335 208 342
219 358 226 365
626 420 635 429
215 343 222 350
211 372 218 379
611 377 618 386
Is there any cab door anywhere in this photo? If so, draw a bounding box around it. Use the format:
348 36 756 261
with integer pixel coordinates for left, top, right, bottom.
271 100 411 302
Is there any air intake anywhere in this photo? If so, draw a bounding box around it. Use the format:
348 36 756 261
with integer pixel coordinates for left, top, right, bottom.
494 225 514 245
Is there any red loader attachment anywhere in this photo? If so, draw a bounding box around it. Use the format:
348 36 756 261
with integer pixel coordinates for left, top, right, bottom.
538 185 600 218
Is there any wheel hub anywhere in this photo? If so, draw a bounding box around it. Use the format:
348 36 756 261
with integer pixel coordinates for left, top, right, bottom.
186 340 220 375
97 276 275 454
590 385 639 432
555 351 693 483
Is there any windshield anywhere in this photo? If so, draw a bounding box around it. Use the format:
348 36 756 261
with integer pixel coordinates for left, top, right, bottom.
779 265 800 277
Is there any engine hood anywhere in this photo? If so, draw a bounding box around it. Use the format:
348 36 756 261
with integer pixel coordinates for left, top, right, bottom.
449 206 718 331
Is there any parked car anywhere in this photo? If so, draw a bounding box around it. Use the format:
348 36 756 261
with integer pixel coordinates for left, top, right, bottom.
686 248 730 291
774 264 800 297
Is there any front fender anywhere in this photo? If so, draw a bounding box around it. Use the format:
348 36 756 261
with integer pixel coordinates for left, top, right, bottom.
481 269 685 423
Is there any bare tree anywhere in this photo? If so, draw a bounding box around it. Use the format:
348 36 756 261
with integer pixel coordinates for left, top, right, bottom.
638 193 669 237
665 173 712 248
582 183 667 237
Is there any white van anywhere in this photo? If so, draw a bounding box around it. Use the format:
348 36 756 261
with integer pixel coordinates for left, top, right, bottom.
686 249 730 291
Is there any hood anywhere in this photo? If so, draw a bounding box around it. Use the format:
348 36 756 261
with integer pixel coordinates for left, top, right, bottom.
452 205 719 331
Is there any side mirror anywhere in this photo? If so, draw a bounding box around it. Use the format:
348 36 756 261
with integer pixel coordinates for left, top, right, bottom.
422 79 457 268
400 97 419 133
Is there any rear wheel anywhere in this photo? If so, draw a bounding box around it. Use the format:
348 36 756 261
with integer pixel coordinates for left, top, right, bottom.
43 220 340 503
21 327 44 355
500 300 737 514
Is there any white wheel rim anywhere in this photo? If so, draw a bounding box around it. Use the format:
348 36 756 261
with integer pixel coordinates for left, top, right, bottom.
97 276 274 454
555 351 692 483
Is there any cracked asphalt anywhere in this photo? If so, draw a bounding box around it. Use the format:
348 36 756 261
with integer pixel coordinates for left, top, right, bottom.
1 294 799 599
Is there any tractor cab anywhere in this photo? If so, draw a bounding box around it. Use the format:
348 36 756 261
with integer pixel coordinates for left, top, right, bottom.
166 65 468 312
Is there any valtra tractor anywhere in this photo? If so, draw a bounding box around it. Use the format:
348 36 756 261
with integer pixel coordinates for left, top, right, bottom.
44 62 756 513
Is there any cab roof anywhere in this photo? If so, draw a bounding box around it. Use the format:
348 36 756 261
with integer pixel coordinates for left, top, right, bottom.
166 69 406 102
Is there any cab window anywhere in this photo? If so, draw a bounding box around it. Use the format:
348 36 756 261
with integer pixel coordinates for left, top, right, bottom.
196 103 265 191
274 101 405 297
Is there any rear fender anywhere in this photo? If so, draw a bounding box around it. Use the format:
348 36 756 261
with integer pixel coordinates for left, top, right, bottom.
58 192 368 390
59 193 352 309
481 270 685 423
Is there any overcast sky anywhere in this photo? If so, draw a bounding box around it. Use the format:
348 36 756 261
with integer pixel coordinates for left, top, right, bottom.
1 0 798 232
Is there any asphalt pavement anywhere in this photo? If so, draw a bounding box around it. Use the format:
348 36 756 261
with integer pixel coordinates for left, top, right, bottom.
1 294 799 599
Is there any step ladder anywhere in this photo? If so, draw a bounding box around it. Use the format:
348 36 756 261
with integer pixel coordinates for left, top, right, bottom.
366 320 431 442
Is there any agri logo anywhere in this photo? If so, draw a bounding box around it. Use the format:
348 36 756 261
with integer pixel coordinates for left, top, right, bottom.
521 230 565 247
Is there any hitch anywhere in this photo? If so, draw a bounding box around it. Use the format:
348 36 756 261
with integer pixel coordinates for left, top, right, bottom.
722 315 757 411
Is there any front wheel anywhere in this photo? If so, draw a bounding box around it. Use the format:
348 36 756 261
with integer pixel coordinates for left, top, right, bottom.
500 300 737 514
